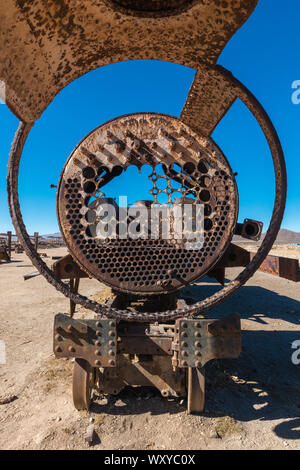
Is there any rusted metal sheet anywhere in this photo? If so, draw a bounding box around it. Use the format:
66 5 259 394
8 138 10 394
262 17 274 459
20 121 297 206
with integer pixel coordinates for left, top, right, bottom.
180 66 237 136
53 314 117 367
0 1 258 121
99 354 186 397
187 366 205 414
174 314 241 369
52 254 88 279
207 243 251 284
215 243 251 268
251 253 300 282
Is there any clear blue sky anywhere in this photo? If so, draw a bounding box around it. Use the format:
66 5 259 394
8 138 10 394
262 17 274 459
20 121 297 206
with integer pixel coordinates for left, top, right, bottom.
1 0 299 235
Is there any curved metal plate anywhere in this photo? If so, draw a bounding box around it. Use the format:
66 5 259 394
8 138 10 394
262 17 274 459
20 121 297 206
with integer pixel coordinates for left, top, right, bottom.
0 0 258 121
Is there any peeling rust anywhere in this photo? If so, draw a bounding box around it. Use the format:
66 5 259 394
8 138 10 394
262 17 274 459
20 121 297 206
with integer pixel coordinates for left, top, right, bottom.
1 0 258 121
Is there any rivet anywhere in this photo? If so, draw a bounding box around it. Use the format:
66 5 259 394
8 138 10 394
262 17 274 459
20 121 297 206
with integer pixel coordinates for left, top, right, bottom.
181 351 188 357
55 346 62 353
55 334 63 342
95 321 101 328
195 341 201 348
108 321 115 327
108 360 115 366
195 322 202 328
182 332 188 337
96 330 101 336
195 361 202 368
194 331 201 337
95 340 101 346
108 340 115 347
182 360 187 367
181 322 187 328
181 341 187 348
68 346 76 353
116 142 125 153
108 330 115 337
95 360 101 366
95 349 101 356
108 350 115 357
195 350 202 357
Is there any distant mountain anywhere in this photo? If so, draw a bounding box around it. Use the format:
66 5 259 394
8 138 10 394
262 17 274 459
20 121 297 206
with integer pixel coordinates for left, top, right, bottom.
270 228 300 244
233 228 300 244
41 232 62 238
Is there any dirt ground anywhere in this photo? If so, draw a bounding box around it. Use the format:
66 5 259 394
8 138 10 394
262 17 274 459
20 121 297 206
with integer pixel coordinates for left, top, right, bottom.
0 247 299 450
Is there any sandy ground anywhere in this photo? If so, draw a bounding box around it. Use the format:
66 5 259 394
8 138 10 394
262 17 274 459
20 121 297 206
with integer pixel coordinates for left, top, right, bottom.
0 247 299 450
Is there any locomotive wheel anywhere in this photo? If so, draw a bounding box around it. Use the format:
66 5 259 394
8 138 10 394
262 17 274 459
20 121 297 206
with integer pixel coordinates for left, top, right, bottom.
7 63 287 322
72 359 94 411
187 366 205 414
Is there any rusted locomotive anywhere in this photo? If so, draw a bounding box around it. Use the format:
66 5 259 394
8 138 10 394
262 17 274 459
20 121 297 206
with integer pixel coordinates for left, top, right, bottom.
3 1 298 413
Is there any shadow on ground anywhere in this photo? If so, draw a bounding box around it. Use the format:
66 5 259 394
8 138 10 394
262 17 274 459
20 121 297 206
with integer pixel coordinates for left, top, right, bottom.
182 279 300 325
89 280 299 442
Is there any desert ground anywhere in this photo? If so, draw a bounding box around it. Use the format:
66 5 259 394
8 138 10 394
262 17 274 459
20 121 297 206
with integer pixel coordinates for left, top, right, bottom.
0 246 299 450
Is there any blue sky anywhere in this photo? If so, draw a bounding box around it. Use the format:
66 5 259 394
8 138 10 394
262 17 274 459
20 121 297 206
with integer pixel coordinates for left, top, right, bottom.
1 0 299 235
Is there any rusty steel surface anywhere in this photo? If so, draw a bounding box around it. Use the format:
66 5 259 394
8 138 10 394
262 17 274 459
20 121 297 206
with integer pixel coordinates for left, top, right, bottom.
174 314 241 369
54 314 117 367
57 112 238 295
7 62 287 321
52 254 88 279
72 358 94 410
0 1 258 122
98 354 186 397
252 253 300 282
187 366 205 414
